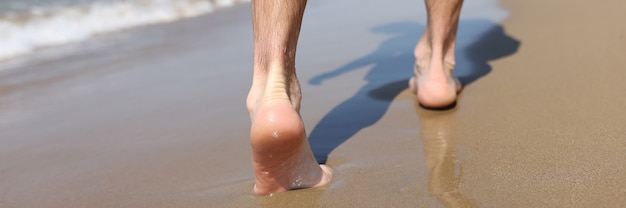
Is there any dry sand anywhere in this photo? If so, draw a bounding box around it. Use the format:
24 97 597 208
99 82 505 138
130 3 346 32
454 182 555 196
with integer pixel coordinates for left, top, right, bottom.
1 0 625 207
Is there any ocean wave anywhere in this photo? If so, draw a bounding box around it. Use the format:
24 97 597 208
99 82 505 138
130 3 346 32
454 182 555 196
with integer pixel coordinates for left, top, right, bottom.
0 0 250 62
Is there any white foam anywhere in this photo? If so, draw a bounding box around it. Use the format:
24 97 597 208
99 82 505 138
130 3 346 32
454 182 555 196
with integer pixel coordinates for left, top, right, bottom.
0 0 250 62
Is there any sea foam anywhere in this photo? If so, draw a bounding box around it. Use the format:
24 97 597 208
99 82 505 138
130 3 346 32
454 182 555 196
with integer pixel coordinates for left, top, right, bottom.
0 0 250 62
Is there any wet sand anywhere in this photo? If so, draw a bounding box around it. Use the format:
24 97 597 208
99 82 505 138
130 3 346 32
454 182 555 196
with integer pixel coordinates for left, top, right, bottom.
1 0 625 207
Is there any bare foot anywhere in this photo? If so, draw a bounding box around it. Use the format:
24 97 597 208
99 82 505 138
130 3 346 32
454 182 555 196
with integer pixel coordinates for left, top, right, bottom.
247 64 332 196
409 62 461 108
409 36 462 108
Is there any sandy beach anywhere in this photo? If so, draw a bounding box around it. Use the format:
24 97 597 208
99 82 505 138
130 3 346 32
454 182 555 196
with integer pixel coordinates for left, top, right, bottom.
1 0 625 207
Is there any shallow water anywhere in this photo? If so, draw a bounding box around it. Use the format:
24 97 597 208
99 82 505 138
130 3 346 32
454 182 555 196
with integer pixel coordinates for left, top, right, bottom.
0 0 249 62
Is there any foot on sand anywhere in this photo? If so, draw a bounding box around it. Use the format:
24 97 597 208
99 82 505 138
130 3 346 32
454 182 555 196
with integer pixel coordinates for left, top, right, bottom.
409 36 462 109
409 62 461 108
247 64 332 196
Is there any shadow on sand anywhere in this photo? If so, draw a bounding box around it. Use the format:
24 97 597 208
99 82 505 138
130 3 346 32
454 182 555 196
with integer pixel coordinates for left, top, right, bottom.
307 20 520 163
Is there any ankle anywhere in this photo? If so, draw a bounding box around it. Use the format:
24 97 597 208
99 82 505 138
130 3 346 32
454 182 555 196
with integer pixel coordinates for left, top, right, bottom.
415 35 432 63
247 61 302 120
415 30 457 68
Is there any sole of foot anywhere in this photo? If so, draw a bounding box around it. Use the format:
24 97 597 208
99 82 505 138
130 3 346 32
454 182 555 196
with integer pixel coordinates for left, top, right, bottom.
248 69 332 195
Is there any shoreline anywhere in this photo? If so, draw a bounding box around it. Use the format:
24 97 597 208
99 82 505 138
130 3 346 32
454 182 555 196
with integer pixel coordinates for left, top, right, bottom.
0 0 251 64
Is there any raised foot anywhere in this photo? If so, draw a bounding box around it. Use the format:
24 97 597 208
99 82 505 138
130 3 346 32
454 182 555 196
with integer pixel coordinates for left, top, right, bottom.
250 101 332 195
409 63 462 109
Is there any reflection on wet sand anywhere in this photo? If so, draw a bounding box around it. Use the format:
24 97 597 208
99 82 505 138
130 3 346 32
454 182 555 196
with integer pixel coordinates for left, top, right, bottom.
259 187 324 207
415 98 476 208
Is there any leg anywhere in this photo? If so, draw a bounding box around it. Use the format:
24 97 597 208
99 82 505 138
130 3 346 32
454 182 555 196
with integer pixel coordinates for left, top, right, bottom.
247 0 332 195
409 0 463 108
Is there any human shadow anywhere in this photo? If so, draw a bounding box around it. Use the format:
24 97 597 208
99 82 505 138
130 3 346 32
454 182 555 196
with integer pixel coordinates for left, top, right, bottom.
307 20 520 163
